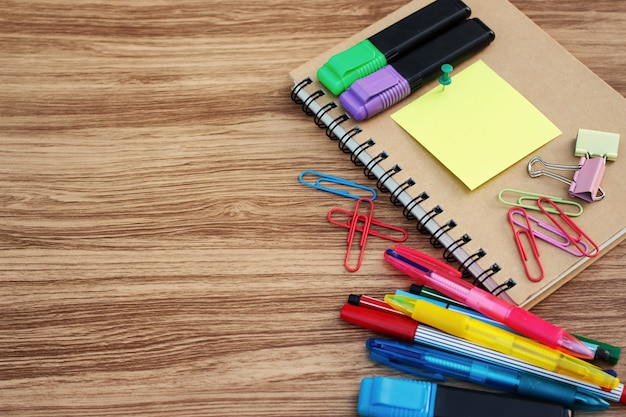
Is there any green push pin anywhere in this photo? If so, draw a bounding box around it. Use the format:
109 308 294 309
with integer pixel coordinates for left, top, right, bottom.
439 64 453 91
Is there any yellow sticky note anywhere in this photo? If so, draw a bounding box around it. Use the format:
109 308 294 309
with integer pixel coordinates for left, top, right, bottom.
391 60 562 190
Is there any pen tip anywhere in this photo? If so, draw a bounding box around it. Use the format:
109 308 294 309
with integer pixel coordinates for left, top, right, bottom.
595 347 611 362
574 391 611 411
383 294 414 316
348 294 361 305
559 334 595 359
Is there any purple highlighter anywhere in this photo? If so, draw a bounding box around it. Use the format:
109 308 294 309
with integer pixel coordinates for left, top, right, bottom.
340 18 495 121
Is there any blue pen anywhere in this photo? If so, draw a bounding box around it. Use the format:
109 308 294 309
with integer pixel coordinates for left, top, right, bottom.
366 338 609 411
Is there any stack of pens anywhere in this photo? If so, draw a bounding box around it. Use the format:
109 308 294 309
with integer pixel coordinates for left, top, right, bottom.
340 244 624 417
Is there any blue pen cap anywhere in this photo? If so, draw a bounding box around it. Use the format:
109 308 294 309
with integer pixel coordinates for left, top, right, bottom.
358 376 437 417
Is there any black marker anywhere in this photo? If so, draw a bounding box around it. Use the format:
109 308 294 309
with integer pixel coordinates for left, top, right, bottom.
340 18 495 121
317 0 471 95
358 376 573 417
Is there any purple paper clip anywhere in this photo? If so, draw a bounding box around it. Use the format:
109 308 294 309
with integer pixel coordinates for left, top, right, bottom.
537 197 600 258
508 207 589 257
527 155 606 202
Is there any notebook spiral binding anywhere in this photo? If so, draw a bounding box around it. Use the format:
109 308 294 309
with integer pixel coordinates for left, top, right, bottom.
291 77 516 301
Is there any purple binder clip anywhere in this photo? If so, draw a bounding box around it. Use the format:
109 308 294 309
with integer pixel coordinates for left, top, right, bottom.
527 155 606 202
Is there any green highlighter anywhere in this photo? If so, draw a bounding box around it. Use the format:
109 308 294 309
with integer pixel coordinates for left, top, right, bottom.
317 0 471 95
574 334 622 365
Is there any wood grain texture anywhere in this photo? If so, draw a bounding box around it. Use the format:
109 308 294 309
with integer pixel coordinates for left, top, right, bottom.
1 1 624 416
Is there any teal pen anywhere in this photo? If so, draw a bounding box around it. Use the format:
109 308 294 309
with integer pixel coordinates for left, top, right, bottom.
366 338 609 411
400 286 618 363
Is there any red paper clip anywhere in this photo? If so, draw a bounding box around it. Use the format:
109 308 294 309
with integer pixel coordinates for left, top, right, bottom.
537 196 599 258
343 198 374 272
327 208 408 243
508 207 544 282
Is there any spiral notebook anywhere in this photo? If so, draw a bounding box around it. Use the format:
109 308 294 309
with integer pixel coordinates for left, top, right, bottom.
289 0 626 308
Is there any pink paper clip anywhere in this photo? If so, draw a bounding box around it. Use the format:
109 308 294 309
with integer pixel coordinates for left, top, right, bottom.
343 197 374 272
327 208 408 243
508 207 544 282
537 196 600 258
508 209 589 257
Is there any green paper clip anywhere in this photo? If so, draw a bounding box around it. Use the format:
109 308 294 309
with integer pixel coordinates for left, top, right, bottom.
498 189 583 217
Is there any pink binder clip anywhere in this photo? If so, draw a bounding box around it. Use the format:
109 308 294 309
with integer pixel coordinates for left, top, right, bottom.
508 207 544 282
537 197 600 258
527 155 606 202
569 156 606 202
342 197 374 272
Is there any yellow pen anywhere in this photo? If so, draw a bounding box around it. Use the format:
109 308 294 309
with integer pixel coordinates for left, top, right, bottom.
384 295 619 391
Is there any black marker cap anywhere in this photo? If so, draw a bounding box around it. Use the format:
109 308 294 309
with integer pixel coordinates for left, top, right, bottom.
357 377 573 417
393 18 495 92
371 0 472 61
434 384 573 417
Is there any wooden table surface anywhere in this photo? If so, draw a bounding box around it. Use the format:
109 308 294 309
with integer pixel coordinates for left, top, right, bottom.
2 1 625 416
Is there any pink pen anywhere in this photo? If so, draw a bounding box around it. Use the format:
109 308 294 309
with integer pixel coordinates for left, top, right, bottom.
384 244 594 359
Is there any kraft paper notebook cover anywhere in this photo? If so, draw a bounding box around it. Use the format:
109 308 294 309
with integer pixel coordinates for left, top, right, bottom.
289 0 626 308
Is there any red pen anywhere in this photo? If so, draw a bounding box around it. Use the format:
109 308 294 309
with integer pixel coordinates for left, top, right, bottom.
384 244 594 359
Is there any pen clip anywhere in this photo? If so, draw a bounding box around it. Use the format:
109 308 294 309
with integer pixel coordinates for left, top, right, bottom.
384 250 432 287
391 244 462 279
344 198 374 272
328 207 408 242
366 340 446 382
537 197 599 258
298 170 377 200
508 208 544 282
368 352 447 382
